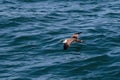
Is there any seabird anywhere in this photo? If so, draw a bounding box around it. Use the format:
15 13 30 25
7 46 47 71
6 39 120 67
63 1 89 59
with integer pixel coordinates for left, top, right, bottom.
63 32 83 50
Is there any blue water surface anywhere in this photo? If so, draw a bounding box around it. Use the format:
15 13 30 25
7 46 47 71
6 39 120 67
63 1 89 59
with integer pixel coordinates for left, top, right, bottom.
0 0 120 80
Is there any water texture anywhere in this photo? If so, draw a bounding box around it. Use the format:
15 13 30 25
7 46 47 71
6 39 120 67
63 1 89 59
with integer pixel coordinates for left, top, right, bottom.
0 0 120 80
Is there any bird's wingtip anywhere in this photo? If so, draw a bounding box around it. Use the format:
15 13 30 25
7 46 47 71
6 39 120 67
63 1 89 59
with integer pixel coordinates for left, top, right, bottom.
76 32 82 34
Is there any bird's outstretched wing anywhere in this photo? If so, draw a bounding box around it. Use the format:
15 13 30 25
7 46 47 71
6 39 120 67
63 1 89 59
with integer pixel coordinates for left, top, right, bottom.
71 32 82 39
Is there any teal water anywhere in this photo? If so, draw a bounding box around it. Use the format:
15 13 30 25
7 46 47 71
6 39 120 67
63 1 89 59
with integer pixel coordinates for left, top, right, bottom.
0 0 120 80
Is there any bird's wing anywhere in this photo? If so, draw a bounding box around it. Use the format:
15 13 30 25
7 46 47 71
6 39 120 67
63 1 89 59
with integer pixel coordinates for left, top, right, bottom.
71 32 82 38
64 43 69 50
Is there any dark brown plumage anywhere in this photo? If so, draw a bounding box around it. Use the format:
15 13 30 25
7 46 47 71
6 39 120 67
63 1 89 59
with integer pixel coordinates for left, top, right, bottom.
63 32 83 50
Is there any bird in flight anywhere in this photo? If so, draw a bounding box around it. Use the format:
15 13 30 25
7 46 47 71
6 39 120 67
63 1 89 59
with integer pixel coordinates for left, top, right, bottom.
63 32 84 50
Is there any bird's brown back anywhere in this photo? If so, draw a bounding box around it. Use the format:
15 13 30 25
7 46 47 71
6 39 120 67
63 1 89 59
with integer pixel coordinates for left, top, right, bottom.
66 38 76 45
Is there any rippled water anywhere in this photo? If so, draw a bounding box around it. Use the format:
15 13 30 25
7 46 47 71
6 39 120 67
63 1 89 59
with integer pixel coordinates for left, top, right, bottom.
0 0 120 80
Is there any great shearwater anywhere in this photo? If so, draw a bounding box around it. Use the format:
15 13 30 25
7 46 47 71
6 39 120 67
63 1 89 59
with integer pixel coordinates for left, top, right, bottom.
63 32 83 50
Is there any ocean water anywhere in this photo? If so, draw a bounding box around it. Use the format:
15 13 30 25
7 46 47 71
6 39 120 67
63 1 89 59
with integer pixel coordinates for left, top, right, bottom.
0 0 120 80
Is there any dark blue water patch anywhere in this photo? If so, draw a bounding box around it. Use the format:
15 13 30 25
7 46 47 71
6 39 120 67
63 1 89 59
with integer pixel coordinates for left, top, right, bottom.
25 54 115 78
42 12 68 22
104 12 120 18
90 5 106 12
28 66 56 77
106 47 120 57
106 2 120 10
7 44 39 53
46 28 77 36
105 35 120 44
13 35 38 42
55 55 119 79
0 0 16 4
65 10 91 14
12 77 32 80
18 0 48 3
7 42 40 53
0 21 20 28
9 16 39 23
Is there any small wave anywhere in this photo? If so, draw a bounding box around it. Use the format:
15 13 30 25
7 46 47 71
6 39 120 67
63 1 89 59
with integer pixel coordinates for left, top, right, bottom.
11 77 32 80
104 12 120 18
18 0 48 3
